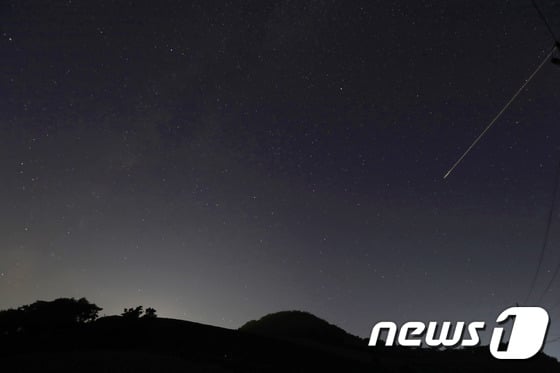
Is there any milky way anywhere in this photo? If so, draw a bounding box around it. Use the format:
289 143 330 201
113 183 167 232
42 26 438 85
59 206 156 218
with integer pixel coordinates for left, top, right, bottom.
1 0 559 357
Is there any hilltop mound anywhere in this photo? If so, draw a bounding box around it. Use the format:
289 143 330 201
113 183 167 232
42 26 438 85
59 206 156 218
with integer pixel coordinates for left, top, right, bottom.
240 310 364 348
1 300 559 372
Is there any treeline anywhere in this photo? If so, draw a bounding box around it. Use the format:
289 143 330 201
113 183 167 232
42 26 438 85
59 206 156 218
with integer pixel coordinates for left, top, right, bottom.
0 298 157 336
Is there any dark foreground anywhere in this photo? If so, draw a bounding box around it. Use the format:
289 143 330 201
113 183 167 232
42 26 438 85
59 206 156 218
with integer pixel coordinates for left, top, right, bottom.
1 310 559 372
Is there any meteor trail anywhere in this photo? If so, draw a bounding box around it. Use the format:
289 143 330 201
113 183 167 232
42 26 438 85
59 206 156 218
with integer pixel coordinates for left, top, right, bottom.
443 45 555 180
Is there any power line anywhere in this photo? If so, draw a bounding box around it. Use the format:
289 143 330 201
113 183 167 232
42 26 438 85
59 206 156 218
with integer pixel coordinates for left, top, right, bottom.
537 243 560 304
443 46 555 180
531 0 560 44
526 158 560 304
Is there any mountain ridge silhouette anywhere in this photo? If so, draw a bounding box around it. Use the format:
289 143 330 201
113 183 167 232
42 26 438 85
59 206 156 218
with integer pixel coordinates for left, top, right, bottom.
241 310 362 342
1 299 559 372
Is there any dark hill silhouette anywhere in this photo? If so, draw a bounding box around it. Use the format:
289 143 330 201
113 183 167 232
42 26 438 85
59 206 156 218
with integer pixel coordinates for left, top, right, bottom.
1 298 559 372
240 310 364 349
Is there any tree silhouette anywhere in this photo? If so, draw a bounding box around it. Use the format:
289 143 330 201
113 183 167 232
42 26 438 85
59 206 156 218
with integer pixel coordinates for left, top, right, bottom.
74 297 103 323
122 306 143 319
143 307 157 318
0 298 102 335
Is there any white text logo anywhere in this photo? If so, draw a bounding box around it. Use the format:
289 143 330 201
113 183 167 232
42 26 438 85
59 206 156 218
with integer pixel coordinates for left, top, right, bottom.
368 307 549 360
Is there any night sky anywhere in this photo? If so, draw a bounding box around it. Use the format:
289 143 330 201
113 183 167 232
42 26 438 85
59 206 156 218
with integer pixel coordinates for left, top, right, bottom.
1 0 560 357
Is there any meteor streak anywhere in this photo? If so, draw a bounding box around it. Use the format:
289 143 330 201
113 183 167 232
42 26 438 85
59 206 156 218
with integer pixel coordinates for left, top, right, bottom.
443 45 555 180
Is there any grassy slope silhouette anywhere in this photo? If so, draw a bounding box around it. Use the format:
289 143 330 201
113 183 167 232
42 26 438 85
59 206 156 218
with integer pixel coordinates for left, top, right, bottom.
1 299 559 372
